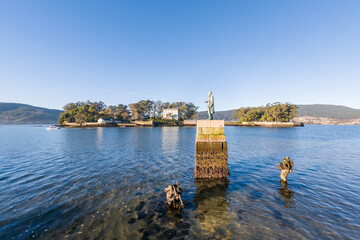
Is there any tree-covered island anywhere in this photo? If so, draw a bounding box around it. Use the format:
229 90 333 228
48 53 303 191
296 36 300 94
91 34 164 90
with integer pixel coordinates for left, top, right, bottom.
58 100 198 125
233 102 298 122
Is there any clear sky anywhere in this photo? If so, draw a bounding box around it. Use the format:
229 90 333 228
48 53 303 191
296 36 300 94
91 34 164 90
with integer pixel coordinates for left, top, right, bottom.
0 0 359 111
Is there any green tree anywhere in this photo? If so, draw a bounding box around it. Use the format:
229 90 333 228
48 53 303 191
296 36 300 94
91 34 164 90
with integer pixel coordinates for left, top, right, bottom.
153 100 163 118
113 104 130 120
58 100 105 124
182 102 198 120
233 107 250 121
75 112 86 126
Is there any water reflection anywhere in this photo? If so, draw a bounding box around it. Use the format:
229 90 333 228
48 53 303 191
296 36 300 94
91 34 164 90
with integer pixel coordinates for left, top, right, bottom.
96 127 104 150
194 179 232 239
161 127 180 155
166 204 183 222
278 181 295 208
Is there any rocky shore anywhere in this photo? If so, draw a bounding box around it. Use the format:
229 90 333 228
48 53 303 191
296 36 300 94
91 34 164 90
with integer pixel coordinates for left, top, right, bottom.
294 116 360 125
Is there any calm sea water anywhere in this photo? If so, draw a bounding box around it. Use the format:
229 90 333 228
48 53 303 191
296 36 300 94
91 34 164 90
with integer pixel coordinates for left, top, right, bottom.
0 125 359 239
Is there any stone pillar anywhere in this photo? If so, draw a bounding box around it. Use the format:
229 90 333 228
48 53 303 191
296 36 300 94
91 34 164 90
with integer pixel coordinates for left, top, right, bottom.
194 120 229 178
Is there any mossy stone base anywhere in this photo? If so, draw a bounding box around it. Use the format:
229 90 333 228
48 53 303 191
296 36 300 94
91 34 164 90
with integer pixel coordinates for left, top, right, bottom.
195 142 227 153
194 142 229 178
196 134 226 143
194 120 229 179
197 127 224 135
194 151 229 178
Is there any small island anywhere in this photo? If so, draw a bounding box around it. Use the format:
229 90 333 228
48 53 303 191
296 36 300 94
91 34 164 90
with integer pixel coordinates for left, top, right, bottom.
228 102 303 127
58 100 198 127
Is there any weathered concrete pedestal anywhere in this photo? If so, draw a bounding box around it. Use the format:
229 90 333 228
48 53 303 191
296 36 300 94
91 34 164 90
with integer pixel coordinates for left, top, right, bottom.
194 120 229 178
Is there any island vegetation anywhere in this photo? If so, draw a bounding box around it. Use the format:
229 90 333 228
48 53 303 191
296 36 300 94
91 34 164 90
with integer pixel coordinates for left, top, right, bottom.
233 102 298 122
128 100 198 120
58 100 198 125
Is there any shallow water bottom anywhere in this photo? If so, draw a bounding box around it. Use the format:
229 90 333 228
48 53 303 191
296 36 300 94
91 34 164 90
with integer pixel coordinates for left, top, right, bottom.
1 125 360 239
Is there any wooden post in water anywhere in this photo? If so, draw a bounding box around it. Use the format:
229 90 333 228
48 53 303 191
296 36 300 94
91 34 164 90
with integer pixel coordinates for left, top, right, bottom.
194 120 229 178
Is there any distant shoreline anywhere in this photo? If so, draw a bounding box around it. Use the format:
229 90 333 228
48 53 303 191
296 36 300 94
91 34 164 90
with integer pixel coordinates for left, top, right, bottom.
59 120 305 128
293 116 360 125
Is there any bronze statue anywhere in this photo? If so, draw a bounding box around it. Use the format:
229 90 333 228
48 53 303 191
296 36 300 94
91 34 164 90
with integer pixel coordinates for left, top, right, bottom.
205 91 215 120
277 156 294 182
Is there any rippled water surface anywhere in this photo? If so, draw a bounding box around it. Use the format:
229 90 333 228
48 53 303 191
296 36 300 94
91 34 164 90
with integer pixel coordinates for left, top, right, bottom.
1 125 360 239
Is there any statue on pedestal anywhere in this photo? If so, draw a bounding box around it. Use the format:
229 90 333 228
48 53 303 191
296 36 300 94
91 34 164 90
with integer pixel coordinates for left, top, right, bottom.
205 91 215 120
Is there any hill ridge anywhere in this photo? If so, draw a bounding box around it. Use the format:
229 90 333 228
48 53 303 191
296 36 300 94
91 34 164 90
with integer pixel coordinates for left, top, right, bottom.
0 102 63 124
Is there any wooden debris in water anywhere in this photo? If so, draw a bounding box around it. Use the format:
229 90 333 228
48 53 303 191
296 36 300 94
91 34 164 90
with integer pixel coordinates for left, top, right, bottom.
277 156 294 182
164 182 184 209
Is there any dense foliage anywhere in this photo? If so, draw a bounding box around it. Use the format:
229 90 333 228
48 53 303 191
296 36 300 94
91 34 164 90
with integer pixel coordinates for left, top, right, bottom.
58 100 198 124
233 102 298 122
58 101 130 124
128 100 198 120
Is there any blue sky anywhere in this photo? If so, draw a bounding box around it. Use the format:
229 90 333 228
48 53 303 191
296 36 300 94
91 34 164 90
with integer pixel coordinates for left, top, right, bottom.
0 1 359 111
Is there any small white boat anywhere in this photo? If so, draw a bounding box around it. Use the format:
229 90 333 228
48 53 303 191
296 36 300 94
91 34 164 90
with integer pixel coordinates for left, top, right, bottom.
46 125 60 130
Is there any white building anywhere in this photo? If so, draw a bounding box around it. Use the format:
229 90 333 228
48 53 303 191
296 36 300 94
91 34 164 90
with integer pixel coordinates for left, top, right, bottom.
97 118 114 124
162 109 179 120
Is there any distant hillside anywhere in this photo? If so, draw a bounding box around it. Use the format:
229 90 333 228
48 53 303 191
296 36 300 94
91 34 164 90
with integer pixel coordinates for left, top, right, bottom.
197 110 235 120
297 104 360 119
197 104 360 120
0 103 63 124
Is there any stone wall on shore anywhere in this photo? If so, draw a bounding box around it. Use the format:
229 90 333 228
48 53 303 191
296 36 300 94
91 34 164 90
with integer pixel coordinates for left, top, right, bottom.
62 122 137 127
225 121 303 127
62 122 113 127
134 120 153 126
183 120 197 126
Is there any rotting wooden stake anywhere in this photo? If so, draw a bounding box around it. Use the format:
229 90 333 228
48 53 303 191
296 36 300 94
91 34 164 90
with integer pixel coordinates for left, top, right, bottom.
277 156 294 182
164 182 184 208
